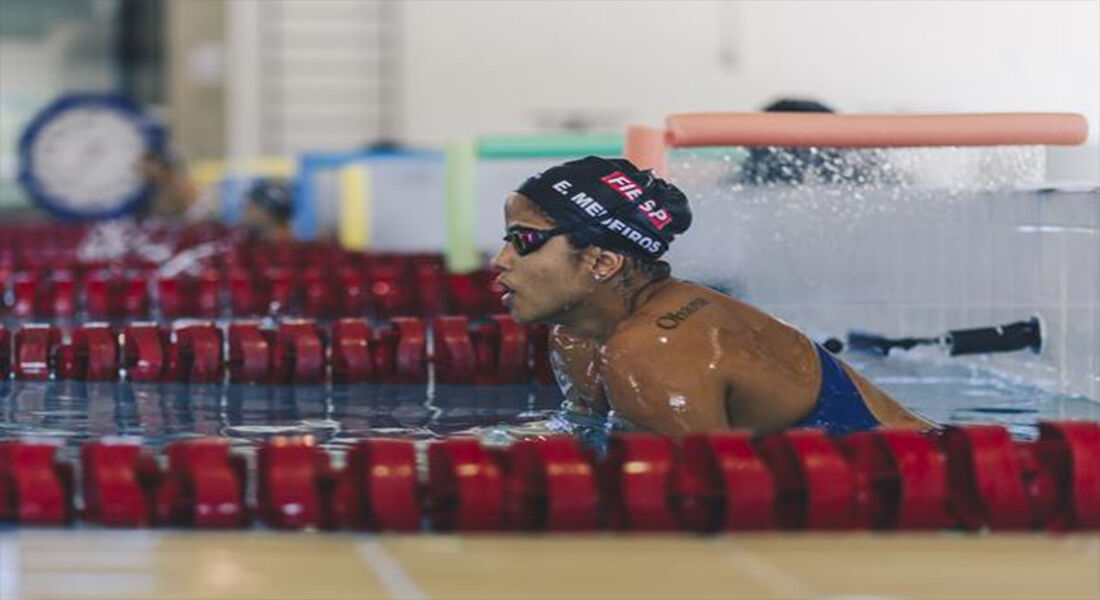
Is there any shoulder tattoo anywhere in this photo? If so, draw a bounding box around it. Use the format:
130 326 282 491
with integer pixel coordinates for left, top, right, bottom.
654 297 710 330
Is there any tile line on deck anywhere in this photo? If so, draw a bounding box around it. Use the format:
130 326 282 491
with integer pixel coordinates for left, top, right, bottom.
357 539 429 600
718 538 820 600
0 532 21 600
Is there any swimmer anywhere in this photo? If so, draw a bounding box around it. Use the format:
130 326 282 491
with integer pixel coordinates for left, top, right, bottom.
138 150 199 219
491 156 932 436
242 177 294 241
740 98 893 186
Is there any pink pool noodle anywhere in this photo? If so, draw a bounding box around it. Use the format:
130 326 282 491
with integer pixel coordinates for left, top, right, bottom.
663 112 1088 148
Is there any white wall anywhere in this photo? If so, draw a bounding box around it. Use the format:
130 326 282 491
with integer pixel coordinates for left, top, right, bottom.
664 147 1100 402
400 0 1100 144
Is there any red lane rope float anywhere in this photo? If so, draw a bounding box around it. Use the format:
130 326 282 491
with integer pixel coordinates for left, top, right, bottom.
1 315 545 385
11 273 38 318
83 270 115 319
839 430 948 530
334 439 420 531
121 324 170 382
264 266 296 313
368 263 414 318
481 315 530 385
120 272 151 318
374 317 428 384
195 268 222 318
47 270 77 319
156 274 191 318
0 326 9 379
941 425 1034 530
428 438 505 531
447 270 502 317
227 322 274 384
0 424 1096 533
435 315 534 385
174 324 224 384
1014 437 1061 530
14 324 59 381
4 265 509 325
445 273 483 317
228 267 262 316
330 318 374 384
272 321 326 385
1032 422 1100 530
602 435 678 531
157 439 248 528
676 432 775 532
468 320 499 385
413 258 448 317
54 342 80 380
506 437 598 531
81 441 156 527
72 324 121 382
756 430 857 530
335 265 368 317
0 441 72 525
302 266 335 318
433 315 477 384
257 438 333 530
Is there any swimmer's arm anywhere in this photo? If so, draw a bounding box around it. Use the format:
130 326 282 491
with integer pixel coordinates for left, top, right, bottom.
599 348 730 436
548 326 608 414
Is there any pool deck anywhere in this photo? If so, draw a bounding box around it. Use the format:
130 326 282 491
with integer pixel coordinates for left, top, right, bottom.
1 531 1097 599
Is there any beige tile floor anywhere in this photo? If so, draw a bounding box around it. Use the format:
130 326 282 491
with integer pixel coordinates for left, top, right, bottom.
0 531 1097 600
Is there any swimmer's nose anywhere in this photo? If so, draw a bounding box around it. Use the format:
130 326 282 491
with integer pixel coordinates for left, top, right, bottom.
490 243 511 272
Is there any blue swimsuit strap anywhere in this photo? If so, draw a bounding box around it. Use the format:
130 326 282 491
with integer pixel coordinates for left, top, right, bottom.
793 344 881 435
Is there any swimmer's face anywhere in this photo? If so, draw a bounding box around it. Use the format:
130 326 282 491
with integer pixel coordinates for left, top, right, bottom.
491 193 596 324
242 202 290 240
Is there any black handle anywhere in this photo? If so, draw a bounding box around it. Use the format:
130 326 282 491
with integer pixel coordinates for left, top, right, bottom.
947 317 1042 356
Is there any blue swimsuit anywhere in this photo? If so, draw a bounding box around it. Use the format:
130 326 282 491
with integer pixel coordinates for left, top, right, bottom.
557 343 881 448
791 344 881 436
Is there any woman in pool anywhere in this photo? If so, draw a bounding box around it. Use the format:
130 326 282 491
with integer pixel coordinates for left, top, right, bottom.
490 156 931 436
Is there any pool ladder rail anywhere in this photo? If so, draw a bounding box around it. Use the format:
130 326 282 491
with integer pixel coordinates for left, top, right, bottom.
0 422 1097 533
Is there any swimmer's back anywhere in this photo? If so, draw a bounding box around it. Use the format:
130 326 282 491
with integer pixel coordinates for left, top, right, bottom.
604 279 929 434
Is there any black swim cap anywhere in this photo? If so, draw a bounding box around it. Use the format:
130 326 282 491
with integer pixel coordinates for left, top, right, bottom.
247 177 294 220
516 156 691 260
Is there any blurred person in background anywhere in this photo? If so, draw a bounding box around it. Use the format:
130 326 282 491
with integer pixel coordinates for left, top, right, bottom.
242 177 295 241
138 150 199 220
740 98 838 185
740 97 892 186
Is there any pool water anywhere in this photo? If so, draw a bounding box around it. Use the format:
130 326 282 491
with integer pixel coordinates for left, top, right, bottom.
845 351 1100 439
0 351 1096 457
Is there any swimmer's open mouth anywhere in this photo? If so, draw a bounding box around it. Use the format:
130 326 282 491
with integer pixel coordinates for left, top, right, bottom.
495 277 515 306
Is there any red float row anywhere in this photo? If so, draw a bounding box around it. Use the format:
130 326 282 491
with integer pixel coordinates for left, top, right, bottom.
2 263 504 320
0 317 554 385
0 223 226 263
0 422 1096 532
0 224 389 274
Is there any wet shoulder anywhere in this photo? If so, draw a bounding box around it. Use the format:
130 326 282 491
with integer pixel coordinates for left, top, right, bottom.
623 279 745 329
608 280 734 353
607 279 794 360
